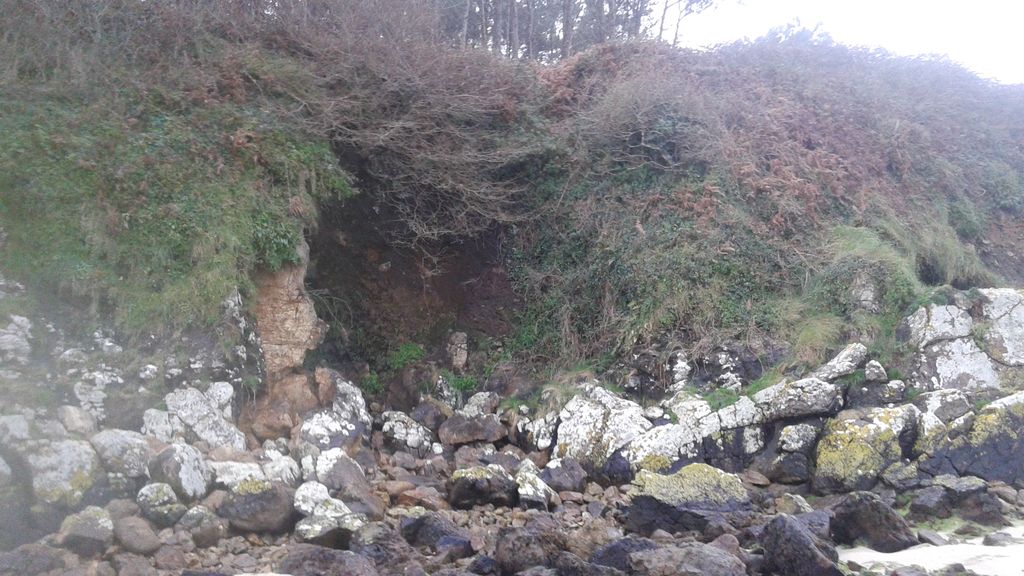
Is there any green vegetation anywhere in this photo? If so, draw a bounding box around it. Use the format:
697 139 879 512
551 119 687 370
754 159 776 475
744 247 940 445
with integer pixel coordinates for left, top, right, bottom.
442 370 479 394
360 372 384 395
387 343 427 372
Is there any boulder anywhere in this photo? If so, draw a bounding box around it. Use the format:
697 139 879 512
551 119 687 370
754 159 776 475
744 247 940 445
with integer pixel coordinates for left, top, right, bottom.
494 524 568 575
627 542 746 576
626 464 750 534
208 460 266 490
381 411 442 457
177 505 228 548
410 399 452 432
279 544 379 576
917 391 1024 484
0 315 31 366
540 458 587 493
810 343 868 381
759 514 842 576
0 543 66 576
515 460 557 510
26 439 103 510
136 483 187 527
621 423 702 473
590 537 659 572
448 464 518 509
113 516 162 555
865 360 888 381
751 377 843 421
219 480 295 533
830 492 917 552
978 288 1024 366
261 448 301 486
555 384 652 469
90 429 153 479
292 481 365 545
913 338 1000 392
515 410 558 452
438 413 506 446
299 380 372 451
164 387 246 451
399 512 470 554
904 305 974 349
148 443 212 501
315 448 383 519
813 405 918 493
778 424 818 453
59 506 113 557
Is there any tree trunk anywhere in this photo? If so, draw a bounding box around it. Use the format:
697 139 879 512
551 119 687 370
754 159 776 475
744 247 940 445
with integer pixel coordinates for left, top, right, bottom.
509 0 519 58
460 0 472 47
480 0 489 49
491 0 503 53
526 0 535 58
561 0 576 58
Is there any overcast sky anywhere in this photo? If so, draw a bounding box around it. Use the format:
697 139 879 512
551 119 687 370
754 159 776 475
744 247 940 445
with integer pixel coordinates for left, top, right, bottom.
667 0 1024 85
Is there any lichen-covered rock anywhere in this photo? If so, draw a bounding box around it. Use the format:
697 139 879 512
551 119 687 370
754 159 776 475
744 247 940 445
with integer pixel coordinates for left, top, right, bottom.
913 338 1000 392
0 315 32 366
299 381 372 451
979 288 1024 366
448 464 518 509
164 387 246 451
177 505 227 548
315 448 382 519
209 460 266 489
813 405 919 494
917 391 1024 484
260 448 301 487
459 391 500 418
381 411 442 457
90 429 153 479
27 439 103 509
778 424 818 453
864 360 888 381
555 383 652 469
622 423 703 473
219 480 296 533
58 506 113 557
515 410 558 452
136 483 187 527
626 463 750 534
904 305 973 349
148 443 211 501
811 343 868 381
141 409 182 443
515 460 557 510
751 377 843 421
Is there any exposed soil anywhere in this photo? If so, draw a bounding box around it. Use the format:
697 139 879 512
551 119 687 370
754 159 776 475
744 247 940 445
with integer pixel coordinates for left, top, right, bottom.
307 195 521 369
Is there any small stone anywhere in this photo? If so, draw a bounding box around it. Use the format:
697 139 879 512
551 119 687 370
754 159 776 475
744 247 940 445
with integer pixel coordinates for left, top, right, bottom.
113 517 162 556
59 506 114 557
864 360 888 382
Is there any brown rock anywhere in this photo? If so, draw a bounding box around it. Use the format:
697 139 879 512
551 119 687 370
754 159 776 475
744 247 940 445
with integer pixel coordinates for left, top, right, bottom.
113 517 162 556
153 546 186 571
396 486 448 511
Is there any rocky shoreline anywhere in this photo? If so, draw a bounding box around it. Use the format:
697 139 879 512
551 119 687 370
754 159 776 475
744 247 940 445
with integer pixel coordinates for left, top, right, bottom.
3 281 1024 575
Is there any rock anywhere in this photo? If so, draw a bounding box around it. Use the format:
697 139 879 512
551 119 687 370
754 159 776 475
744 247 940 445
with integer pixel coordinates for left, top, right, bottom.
865 360 888 381
555 384 652 469
177 505 227 548
918 529 949 546
57 406 97 436
141 409 181 443
918 391 1024 484
515 411 558 452
590 537 659 572
261 449 301 486
164 387 246 451
299 378 372 451
0 315 31 366
978 288 1024 366
448 464 518 509
136 483 187 527
0 543 66 576
913 338 1000 392
830 491 917 552
904 304 974 349
959 492 1008 526
295 513 366 547
627 542 747 576
621 423 702 474
751 377 843 421
540 458 587 493
148 443 212 501
778 424 818 453
438 413 506 446
811 343 868 381
113 517 161 555
91 429 153 479
447 332 469 371
813 405 918 493
382 411 442 457
494 524 567 575
153 545 185 570
219 480 295 533
982 532 1017 546
112 553 157 576
410 399 452 432
775 493 813 515
933 474 986 502
315 449 383 519
26 439 103 510
626 464 750 534
209 460 266 490
59 506 113 557
515 460 557 510
759 514 842 576
279 544 379 576
400 512 470 553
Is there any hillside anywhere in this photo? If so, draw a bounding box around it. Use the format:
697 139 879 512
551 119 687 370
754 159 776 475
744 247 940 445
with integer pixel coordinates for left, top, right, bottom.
3 4 1024 574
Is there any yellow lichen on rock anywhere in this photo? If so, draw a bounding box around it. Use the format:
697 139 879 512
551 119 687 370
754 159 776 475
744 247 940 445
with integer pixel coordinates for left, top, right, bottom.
631 463 749 507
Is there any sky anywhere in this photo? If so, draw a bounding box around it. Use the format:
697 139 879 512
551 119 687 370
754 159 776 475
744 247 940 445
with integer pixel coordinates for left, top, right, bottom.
666 0 1024 85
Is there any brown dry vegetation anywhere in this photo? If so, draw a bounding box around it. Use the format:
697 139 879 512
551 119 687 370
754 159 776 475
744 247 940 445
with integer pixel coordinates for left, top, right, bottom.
1 2 1023 376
